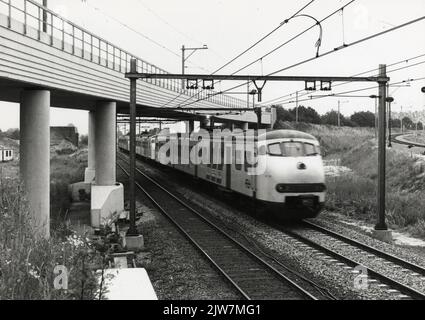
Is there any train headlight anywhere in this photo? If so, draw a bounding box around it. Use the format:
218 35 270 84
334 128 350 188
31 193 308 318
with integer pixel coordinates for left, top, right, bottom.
275 183 326 193
276 184 289 193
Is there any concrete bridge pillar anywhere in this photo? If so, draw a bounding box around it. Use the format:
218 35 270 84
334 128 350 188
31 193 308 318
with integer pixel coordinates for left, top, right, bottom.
242 122 249 131
95 102 116 185
91 101 124 228
84 111 96 183
20 89 50 239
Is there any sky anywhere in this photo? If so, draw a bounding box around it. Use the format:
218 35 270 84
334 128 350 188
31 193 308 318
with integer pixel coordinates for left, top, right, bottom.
1 0 425 134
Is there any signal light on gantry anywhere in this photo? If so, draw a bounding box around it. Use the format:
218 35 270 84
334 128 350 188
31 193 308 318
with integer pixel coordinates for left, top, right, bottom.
186 79 199 90
202 79 214 90
305 81 316 91
320 81 332 91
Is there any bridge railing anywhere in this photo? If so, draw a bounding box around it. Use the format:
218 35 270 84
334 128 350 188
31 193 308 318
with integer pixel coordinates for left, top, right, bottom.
0 0 247 109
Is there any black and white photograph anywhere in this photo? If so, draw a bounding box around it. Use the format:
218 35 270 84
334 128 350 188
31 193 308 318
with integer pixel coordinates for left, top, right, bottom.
1 0 425 310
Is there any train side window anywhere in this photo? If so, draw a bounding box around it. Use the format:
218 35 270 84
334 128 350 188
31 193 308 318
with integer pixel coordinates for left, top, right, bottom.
258 145 266 155
267 143 281 156
235 150 243 171
245 151 257 171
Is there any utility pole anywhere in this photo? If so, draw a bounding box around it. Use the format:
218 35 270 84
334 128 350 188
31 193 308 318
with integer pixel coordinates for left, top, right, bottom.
127 58 138 236
337 100 348 127
370 95 379 139
387 97 394 147
295 91 299 123
337 100 341 127
181 44 208 90
42 0 48 33
376 64 388 233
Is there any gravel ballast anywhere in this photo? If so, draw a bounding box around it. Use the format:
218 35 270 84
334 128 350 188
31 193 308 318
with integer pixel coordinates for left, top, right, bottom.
117 166 240 300
129 157 425 299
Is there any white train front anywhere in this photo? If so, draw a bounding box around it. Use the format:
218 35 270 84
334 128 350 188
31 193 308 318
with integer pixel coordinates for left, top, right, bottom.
119 129 326 219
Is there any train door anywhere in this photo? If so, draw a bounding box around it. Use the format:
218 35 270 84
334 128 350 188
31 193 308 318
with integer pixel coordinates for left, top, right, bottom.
230 140 253 197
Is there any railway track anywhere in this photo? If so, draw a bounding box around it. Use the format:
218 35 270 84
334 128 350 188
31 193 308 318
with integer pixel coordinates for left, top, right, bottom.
116 154 333 300
278 221 425 300
116 151 425 300
391 133 425 148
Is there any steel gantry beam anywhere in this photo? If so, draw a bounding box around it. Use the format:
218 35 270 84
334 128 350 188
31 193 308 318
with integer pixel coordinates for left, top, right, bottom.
125 73 387 83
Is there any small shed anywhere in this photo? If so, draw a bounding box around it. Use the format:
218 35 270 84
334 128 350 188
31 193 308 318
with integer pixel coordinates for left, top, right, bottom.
0 147 14 162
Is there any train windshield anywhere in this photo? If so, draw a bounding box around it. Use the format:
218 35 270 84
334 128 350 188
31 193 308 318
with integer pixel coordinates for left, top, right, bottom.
267 142 320 157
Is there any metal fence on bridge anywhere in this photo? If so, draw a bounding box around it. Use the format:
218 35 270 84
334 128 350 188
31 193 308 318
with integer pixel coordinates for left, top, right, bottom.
0 0 246 109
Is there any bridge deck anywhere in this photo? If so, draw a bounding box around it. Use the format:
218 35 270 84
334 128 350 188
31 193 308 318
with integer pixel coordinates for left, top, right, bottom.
0 0 256 121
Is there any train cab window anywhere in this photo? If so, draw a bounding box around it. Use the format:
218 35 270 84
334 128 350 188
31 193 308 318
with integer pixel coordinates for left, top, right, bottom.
267 142 319 157
304 143 320 156
281 142 304 157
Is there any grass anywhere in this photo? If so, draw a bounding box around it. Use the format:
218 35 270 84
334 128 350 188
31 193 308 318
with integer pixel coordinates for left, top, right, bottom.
274 121 374 157
324 138 425 238
0 178 102 300
278 121 425 238
0 143 109 300
50 148 87 224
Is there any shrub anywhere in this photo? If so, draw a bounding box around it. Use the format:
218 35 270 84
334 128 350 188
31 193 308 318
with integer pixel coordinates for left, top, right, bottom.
0 178 105 300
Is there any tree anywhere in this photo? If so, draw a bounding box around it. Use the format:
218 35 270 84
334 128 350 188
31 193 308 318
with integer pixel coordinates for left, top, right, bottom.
297 106 321 124
350 111 375 127
390 118 401 128
274 106 295 122
6 128 20 140
321 110 345 126
417 122 424 130
402 116 414 130
79 134 88 146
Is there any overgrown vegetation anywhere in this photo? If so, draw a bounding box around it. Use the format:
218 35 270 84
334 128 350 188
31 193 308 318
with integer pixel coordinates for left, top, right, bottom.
326 138 425 238
278 121 425 238
0 178 105 300
0 138 116 300
50 150 87 224
273 105 423 129
274 121 374 157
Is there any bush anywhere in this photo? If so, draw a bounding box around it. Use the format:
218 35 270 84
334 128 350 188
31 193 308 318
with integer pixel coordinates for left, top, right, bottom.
0 179 104 300
79 135 88 147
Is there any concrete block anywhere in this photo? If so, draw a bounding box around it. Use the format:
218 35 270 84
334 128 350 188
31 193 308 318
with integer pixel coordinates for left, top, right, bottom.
91 183 124 228
113 256 128 269
84 168 96 183
372 229 393 243
125 235 145 251
98 268 157 300
69 182 91 202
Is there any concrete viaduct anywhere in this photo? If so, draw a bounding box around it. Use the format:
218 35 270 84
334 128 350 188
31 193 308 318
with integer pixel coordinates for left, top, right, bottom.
0 0 271 238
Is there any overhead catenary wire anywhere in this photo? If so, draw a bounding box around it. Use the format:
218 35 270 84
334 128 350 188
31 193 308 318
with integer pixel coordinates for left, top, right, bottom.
179 14 425 109
158 0 317 108
82 1 210 73
135 0 227 62
175 0 356 109
279 76 425 106
211 0 317 75
267 55 425 105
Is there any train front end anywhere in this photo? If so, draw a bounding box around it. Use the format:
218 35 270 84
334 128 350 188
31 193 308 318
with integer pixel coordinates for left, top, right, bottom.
255 130 326 219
